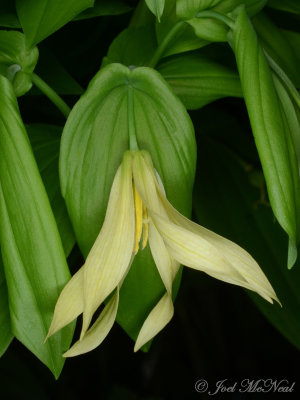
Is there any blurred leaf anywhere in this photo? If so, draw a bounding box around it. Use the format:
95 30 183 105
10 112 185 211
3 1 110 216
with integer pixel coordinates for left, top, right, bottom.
60 63 196 340
103 25 157 67
0 31 38 96
75 0 131 20
267 0 300 15
16 0 94 48
193 135 300 351
230 7 300 267
158 53 242 109
0 0 20 28
0 258 13 357
0 76 74 378
27 124 76 256
253 12 300 87
145 0 165 21
282 29 300 74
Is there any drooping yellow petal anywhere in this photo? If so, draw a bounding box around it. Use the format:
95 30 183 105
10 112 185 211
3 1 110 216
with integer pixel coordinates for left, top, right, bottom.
134 184 143 254
82 151 135 335
46 268 84 340
64 289 119 357
134 292 173 352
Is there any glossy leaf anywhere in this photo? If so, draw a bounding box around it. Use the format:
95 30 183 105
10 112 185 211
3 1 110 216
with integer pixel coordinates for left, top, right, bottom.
230 7 300 267
27 124 76 256
0 76 74 378
16 0 94 48
193 136 300 351
0 258 12 357
0 31 38 96
75 0 131 20
145 0 165 21
158 53 242 109
176 0 267 42
267 0 300 14
60 62 196 339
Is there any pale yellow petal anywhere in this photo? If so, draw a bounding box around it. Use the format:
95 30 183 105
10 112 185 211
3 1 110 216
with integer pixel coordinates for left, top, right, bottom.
134 293 173 352
64 289 119 357
82 152 135 334
46 267 84 340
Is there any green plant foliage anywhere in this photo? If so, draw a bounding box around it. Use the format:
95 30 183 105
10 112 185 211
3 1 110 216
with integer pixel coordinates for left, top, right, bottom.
74 0 132 20
267 0 300 15
16 0 94 48
0 76 74 378
193 136 300 351
0 258 12 357
158 52 242 109
229 7 300 268
145 0 165 21
0 0 20 28
60 62 196 339
0 31 38 96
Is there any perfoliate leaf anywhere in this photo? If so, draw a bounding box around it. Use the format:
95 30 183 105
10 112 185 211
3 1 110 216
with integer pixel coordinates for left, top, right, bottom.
0 76 74 378
158 53 242 109
60 62 196 340
0 31 38 96
145 0 165 21
229 7 300 266
177 0 267 42
16 0 94 48
0 258 12 357
193 135 300 352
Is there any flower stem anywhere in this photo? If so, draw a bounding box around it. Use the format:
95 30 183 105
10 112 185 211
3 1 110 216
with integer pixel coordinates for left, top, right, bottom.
31 73 71 118
127 85 139 150
196 10 235 29
148 21 185 68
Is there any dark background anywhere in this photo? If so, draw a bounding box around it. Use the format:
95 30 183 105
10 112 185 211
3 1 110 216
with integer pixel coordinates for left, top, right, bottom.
1 3 300 399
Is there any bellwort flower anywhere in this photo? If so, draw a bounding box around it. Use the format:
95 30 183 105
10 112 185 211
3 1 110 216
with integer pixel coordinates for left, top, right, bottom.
46 150 278 356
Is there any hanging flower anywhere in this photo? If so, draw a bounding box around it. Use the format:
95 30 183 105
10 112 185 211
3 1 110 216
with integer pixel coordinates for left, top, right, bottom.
46 150 278 356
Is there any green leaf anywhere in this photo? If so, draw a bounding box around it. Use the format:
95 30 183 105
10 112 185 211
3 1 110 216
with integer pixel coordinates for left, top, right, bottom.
27 124 76 256
103 25 157 67
193 135 300 352
0 31 38 96
158 52 242 109
16 0 95 48
74 0 132 20
229 7 300 265
60 62 196 340
177 0 267 42
145 0 165 21
0 258 13 357
0 0 20 28
267 0 300 15
253 12 300 87
0 76 74 378
281 29 300 76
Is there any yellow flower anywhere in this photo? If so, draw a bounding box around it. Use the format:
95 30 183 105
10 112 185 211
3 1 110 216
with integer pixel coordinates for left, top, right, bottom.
46 150 278 356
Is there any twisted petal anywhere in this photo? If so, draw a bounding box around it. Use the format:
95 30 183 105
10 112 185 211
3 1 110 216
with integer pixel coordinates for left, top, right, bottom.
46 268 84 340
82 152 135 335
64 289 119 357
134 292 173 352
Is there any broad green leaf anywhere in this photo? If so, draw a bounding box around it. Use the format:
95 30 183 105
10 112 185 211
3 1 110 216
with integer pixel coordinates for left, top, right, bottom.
176 0 267 42
229 7 300 267
282 29 300 74
253 12 300 87
193 136 300 351
16 0 94 48
27 124 76 256
0 76 74 378
267 0 300 15
60 62 196 340
158 53 242 109
0 0 20 28
0 258 12 357
103 26 157 67
74 0 131 20
0 31 38 96
145 0 165 21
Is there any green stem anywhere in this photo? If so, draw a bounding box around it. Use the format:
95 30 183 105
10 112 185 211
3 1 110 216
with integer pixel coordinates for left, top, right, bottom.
196 10 235 29
127 86 139 150
265 52 300 110
148 21 185 68
31 73 71 118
